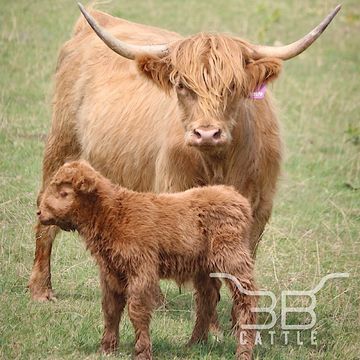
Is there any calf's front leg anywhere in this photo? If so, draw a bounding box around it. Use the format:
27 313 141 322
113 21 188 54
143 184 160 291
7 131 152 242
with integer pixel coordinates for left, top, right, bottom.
127 274 158 360
188 273 221 345
100 271 127 354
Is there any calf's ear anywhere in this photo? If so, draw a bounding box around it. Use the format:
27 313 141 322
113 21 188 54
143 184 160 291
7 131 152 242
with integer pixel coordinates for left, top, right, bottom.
137 55 173 93
74 175 97 194
245 57 282 93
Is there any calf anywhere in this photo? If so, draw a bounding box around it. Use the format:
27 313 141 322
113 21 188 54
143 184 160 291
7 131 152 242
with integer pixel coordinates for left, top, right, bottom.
37 161 257 359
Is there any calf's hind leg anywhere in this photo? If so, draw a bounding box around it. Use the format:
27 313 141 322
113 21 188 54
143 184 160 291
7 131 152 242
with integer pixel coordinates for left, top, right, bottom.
222 256 257 360
226 275 257 360
187 273 221 346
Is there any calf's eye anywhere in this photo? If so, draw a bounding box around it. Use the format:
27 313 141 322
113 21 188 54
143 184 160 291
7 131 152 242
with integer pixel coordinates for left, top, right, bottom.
60 191 68 198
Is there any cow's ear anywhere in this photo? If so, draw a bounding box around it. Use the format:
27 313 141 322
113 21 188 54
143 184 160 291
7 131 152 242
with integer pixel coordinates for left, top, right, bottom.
137 55 173 93
245 57 282 93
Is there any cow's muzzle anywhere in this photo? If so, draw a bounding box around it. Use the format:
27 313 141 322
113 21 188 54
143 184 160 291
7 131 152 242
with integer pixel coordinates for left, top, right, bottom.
188 127 227 147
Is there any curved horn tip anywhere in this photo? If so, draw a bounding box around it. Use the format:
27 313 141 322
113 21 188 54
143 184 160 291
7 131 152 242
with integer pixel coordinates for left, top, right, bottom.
78 3 89 20
335 4 342 12
78 3 92 19
331 4 342 18
250 4 343 61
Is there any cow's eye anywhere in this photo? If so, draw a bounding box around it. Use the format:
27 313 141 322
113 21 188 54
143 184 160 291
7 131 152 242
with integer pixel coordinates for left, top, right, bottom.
176 82 187 94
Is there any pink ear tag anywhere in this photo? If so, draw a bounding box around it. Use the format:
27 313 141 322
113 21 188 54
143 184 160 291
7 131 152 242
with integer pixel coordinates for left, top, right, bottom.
249 84 266 99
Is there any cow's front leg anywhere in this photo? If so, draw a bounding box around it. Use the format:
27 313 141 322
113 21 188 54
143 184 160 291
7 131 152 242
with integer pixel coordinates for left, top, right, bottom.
29 222 59 301
249 199 273 257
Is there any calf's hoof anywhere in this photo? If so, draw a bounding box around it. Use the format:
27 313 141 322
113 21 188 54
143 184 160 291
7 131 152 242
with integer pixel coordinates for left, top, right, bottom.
236 350 252 360
134 349 152 360
101 334 118 354
134 342 152 360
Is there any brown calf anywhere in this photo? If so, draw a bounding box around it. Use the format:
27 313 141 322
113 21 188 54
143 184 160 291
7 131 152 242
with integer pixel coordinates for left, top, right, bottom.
38 161 257 359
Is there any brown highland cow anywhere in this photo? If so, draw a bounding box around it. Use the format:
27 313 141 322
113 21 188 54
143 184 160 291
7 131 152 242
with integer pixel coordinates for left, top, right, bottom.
37 161 257 360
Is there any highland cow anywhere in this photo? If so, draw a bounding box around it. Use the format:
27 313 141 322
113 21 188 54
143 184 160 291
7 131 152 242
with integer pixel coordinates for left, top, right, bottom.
30 9 341 340
29 5 341 303
37 161 257 359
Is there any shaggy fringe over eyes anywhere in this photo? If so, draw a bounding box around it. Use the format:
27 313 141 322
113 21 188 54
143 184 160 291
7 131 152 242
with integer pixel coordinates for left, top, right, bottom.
167 34 250 114
138 33 282 115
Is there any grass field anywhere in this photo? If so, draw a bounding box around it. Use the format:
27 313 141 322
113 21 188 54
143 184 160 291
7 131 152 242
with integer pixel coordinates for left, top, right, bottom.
0 0 359 359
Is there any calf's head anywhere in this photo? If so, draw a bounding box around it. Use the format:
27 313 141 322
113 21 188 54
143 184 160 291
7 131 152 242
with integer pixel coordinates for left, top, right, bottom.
37 161 98 231
79 4 340 153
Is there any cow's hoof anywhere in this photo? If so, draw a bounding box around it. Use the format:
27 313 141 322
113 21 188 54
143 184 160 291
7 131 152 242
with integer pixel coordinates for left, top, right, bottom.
186 336 208 347
29 285 57 302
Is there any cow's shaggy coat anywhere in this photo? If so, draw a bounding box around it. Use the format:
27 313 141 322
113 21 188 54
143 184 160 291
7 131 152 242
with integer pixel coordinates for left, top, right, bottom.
38 161 257 360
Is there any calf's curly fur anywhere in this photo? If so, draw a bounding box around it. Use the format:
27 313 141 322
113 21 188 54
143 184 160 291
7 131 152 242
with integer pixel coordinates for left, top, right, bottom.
38 161 257 359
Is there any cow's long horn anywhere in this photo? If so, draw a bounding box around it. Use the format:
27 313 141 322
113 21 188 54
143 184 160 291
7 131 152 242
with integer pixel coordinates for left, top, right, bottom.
78 3 169 60
249 4 341 60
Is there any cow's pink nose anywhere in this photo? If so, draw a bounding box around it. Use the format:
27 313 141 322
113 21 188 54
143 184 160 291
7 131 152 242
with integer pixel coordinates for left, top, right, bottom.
193 128 222 143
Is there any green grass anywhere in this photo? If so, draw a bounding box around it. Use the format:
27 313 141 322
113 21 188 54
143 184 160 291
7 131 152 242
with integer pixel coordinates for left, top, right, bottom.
0 0 359 359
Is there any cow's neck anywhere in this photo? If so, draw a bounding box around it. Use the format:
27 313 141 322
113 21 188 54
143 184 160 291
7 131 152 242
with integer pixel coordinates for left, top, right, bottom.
198 152 226 185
